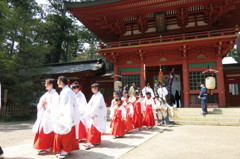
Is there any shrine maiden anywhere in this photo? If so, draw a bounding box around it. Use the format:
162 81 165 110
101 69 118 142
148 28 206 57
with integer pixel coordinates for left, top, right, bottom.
32 79 59 155
84 83 107 149
53 76 80 159
71 82 88 141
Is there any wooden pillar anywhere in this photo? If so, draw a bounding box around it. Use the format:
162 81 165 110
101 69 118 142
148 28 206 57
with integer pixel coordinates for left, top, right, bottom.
140 62 145 89
182 59 190 107
216 56 226 107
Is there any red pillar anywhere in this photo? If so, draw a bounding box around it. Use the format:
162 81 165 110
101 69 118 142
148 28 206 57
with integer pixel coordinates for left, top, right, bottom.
114 63 119 83
140 62 145 89
216 56 226 107
182 59 190 107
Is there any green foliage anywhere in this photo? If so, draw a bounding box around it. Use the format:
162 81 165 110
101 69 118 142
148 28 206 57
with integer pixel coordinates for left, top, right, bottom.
0 0 101 113
227 48 240 62
0 0 48 109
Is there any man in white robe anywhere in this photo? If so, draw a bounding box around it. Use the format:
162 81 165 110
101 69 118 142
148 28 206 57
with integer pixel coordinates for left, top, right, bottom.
157 83 168 102
32 79 59 155
84 83 107 149
142 83 155 98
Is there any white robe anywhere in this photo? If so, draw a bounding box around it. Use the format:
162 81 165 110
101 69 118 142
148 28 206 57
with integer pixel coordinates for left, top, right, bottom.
153 99 161 110
32 89 59 134
157 87 168 101
144 98 155 108
75 90 88 126
86 91 107 133
132 96 145 113
142 87 155 98
53 85 80 137
113 105 126 120
109 98 117 119
123 101 134 117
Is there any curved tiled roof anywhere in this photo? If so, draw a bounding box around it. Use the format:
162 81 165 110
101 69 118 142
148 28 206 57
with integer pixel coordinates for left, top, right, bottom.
64 0 122 9
45 59 103 75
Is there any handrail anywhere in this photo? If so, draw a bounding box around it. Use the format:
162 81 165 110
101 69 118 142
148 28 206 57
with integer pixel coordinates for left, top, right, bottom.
103 27 239 48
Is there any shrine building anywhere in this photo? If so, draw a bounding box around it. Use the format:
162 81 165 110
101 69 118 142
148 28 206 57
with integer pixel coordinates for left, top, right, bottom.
64 0 240 108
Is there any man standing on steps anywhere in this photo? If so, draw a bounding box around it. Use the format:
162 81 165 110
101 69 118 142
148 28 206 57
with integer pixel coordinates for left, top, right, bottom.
198 83 208 115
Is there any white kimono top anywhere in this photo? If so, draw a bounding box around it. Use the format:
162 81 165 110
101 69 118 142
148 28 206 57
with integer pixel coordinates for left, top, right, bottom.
157 87 168 101
86 91 107 133
32 89 59 134
53 85 80 136
75 90 88 126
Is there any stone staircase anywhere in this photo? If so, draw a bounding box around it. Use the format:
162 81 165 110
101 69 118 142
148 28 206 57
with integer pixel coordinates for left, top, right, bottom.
170 108 240 126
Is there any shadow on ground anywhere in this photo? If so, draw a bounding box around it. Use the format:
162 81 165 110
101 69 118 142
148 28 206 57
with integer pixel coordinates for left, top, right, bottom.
0 121 34 132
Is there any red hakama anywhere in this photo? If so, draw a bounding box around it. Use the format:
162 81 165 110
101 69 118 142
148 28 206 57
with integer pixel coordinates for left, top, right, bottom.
143 104 155 127
111 110 125 137
79 121 87 140
132 102 143 129
53 126 79 153
33 129 54 150
86 125 101 144
124 107 134 131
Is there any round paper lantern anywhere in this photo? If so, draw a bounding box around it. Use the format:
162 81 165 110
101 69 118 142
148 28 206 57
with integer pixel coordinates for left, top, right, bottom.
205 76 216 89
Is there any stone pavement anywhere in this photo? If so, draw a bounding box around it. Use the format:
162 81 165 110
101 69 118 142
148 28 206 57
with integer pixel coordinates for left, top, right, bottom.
119 125 240 159
1 121 240 159
1 121 166 159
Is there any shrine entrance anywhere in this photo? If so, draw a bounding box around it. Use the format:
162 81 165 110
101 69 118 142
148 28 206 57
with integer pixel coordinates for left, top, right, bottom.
146 64 183 105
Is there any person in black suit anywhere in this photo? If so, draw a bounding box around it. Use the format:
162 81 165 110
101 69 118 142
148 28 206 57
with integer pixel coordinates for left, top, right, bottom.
198 83 208 115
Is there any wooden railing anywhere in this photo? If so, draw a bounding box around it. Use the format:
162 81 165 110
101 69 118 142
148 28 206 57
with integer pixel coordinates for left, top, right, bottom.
102 27 239 48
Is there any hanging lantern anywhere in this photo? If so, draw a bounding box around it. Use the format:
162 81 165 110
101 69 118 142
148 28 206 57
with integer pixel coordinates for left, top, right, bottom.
202 68 219 94
205 76 216 89
114 81 122 91
158 68 164 83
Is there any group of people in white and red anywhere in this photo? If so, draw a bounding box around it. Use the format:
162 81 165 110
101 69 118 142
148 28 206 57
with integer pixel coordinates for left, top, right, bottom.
109 83 171 139
32 76 107 158
32 76 171 158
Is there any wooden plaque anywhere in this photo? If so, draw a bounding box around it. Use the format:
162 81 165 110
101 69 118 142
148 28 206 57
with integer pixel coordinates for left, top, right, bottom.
155 12 167 33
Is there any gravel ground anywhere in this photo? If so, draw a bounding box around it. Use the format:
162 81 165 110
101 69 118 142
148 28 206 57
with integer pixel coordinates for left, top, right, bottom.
0 120 35 148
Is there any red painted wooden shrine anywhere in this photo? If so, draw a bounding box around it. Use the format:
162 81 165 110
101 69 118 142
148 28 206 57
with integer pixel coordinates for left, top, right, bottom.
65 0 240 107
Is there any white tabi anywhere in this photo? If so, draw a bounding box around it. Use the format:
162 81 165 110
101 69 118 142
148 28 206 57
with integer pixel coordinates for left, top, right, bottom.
75 90 88 127
53 85 80 138
32 89 59 134
157 87 168 101
86 91 107 133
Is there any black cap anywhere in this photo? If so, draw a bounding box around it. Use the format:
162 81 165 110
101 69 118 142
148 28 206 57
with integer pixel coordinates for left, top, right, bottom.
134 90 139 95
146 92 151 96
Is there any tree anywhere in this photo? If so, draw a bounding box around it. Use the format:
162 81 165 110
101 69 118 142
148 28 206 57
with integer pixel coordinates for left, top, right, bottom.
227 48 240 62
41 0 101 63
0 0 48 109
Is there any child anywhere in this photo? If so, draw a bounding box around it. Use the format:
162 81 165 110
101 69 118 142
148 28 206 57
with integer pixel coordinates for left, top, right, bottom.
143 92 155 129
111 98 126 138
123 95 134 133
132 90 145 131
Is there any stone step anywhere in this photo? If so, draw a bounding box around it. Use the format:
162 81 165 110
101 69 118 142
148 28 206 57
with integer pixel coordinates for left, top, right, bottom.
174 108 240 113
172 117 240 122
173 114 240 118
173 120 240 126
